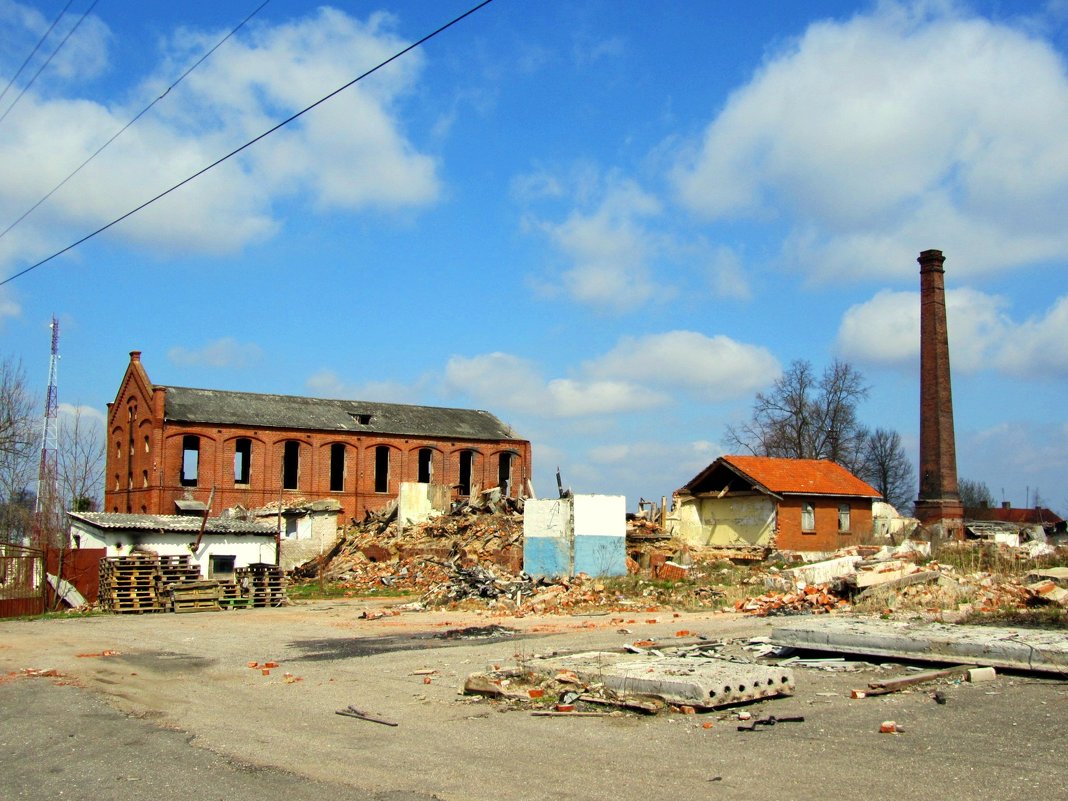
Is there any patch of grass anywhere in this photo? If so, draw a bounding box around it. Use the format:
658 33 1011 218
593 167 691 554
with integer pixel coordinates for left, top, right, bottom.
12 608 105 621
932 542 1068 575
959 605 1068 629
286 580 414 601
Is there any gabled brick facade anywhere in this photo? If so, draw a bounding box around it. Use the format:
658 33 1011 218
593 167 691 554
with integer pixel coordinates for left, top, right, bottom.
104 352 531 522
674 455 881 552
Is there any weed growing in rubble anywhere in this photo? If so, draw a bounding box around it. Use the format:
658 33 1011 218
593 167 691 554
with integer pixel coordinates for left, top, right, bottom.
931 542 1068 575
960 605 1068 630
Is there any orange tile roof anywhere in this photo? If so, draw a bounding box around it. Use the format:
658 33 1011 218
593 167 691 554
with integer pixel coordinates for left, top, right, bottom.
721 455 881 498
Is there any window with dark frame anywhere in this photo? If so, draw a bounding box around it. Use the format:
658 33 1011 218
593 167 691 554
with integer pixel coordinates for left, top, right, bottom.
838 504 851 532
209 554 236 578
234 438 251 485
374 445 389 493
282 441 299 490
180 435 199 487
330 443 346 492
497 452 513 496
458 450 473 495
417 448 432 484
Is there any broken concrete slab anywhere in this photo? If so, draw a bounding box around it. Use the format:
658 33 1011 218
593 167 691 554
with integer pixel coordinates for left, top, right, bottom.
540 652 795 708
773 555 862 589
770 617 1068 674
1026 567 1068 587
854 570 941 599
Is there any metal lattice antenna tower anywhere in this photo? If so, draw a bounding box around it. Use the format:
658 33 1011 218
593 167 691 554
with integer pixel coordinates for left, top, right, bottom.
34 316 60 544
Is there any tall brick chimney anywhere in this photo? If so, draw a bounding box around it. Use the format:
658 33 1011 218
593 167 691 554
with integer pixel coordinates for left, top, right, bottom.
914 249 964 537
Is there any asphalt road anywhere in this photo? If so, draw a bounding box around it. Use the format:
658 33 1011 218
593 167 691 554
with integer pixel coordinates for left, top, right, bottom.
1 602 1065 801
0 679 437 801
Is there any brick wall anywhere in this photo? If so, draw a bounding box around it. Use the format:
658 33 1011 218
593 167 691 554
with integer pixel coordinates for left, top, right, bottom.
107 417 531 521
775 496 873 552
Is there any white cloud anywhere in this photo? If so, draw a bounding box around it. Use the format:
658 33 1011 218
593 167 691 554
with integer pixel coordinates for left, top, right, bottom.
961 421 1068 503
530 174 663 312
705 244 752 300
168 338 262 369
838 288 1068 377
673 2 1068 281
443 352 667 418
58 402 106 427
0 6 439 275
0 287 19 323
305 369 427 404
586 330 780 402
997 295 1068 377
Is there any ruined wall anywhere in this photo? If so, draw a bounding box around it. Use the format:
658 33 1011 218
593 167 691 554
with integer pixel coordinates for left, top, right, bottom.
107 419 531 522
674 495 776 547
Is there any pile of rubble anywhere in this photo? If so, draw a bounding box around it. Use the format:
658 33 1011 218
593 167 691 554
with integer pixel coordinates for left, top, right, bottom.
736 540 1068 617
294 497 524 587
461 635 795 716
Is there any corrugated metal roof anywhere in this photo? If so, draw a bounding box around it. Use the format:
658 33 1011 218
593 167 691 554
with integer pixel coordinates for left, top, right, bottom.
69 512 274 536
161 386 522 441
683 455 881 498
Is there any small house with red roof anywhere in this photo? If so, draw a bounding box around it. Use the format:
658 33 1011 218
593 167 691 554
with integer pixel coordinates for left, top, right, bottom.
671 455 882 552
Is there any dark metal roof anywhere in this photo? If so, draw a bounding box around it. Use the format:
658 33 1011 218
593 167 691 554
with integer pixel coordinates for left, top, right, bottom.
161 386 522 441
69 512 274 536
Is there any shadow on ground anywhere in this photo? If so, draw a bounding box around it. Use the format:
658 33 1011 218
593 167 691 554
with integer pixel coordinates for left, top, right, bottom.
289 625 529 660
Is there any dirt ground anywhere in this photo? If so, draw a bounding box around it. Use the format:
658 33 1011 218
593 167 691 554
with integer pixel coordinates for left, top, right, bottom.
1 600 1066 801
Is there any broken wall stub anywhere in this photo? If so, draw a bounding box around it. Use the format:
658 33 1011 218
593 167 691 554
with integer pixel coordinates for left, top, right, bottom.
573 494 627 577
398 482 450 529
524 499 571 578
523 495 626 578
671 495 776 547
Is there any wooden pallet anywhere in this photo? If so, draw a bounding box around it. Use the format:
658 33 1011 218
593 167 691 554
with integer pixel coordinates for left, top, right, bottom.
235 563 287 607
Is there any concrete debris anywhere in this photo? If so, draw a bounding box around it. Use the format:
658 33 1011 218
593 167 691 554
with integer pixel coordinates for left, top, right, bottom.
462 637 795 715
770 617 1068 674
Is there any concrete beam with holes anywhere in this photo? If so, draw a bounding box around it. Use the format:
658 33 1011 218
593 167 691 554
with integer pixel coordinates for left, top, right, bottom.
540 652 795 708
770 617 1068 674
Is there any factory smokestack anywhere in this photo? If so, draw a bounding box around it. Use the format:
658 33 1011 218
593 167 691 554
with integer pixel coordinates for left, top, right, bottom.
914 249 964 538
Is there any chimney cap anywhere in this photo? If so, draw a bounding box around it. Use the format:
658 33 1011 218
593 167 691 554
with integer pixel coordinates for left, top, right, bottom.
918 249 945 272
130 350 141 362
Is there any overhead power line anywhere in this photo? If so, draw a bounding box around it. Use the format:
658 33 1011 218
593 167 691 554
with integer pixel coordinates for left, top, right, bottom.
0 0 75 108
0 0 272 245
0 0 497 289
0 0 100 127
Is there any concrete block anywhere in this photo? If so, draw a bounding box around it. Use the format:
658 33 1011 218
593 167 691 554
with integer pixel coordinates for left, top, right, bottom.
967 667 997 683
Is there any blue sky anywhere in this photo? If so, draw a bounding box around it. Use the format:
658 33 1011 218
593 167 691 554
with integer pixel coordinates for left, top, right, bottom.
2 0 1066 513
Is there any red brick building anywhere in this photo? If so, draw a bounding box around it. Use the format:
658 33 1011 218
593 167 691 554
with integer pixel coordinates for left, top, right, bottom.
672 455 881 552
105 352 531 521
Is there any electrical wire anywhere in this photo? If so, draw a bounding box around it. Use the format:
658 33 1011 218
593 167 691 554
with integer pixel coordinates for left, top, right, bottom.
0 0 497 289
0 0 100 127
0 0 272 244
0 0 75 108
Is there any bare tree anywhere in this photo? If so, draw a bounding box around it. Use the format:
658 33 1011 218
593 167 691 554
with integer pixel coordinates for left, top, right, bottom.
725 359 870 472
859 428 914 513
58 406 104 512
958 478 994 509
0 357 37 543
1 356 35 460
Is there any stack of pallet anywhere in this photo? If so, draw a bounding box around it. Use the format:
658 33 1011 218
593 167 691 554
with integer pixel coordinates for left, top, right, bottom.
218 581 250 610
236 563 286 607
168 580 222 613
155 554 202 611
98 555 164 614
